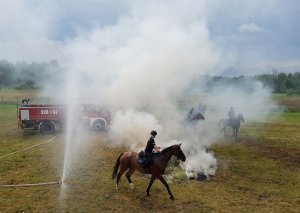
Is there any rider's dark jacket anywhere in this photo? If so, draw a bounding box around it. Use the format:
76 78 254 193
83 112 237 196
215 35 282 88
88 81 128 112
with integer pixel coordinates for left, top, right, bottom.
144 135 156 167
145 136 155 153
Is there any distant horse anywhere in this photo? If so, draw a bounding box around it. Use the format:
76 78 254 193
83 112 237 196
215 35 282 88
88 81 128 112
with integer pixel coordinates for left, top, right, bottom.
183 112 205 127
112 144 186 200
219 113 245 139
193 112 205 120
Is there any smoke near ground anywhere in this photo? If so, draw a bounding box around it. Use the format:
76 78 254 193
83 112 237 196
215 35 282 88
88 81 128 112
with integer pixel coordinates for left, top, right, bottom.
109 108 163 150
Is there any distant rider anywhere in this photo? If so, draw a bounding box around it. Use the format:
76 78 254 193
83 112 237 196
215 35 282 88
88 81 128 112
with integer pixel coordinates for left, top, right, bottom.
228 107 235 124
187 108 194 121
197 104 206 116
144 130 160 168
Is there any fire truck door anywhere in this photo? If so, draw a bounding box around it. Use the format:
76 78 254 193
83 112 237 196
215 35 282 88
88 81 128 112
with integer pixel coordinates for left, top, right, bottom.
21 110 29 120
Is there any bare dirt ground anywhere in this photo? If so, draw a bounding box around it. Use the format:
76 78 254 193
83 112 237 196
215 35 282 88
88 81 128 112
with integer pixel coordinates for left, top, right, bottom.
242 138 300 170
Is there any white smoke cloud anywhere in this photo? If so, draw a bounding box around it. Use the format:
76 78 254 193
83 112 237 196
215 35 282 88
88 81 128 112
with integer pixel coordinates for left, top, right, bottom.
109 108 163 150
59 2 221 108
0 1 63 61
184 150 217 174
202 80 277 122
54 0 225 177
3 0 300 74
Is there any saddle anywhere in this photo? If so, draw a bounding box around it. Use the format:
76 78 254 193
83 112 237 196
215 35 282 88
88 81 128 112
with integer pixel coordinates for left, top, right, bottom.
138 151 148 167
138 151 161 168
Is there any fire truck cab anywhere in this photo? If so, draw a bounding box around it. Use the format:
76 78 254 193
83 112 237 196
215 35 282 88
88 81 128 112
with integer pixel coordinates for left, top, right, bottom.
18 102 112 134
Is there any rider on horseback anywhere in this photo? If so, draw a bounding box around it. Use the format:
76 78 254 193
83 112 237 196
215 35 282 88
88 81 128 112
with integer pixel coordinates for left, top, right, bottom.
187 108 194 119
144 130 161 169
228 107 235 124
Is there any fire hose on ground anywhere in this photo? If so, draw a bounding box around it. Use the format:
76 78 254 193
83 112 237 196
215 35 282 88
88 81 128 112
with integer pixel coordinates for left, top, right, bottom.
0 135 62 188
0 181 62 188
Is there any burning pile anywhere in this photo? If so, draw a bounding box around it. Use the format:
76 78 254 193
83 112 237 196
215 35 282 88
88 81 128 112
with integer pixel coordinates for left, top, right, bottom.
186 168 215 181
165 156 216 182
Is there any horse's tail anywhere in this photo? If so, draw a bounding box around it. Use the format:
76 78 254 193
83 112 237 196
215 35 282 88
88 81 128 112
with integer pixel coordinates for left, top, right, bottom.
112 153 124 179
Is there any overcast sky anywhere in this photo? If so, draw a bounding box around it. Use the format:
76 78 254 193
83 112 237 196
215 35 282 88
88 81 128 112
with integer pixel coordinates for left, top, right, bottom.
0 0 299 75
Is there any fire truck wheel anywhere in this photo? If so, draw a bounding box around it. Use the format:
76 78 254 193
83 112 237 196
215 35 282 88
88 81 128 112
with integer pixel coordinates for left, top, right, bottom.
40 121 55 134
93 120 105 131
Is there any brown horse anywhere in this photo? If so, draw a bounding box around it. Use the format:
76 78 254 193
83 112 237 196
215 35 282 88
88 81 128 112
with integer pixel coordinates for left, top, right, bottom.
112 144 186 200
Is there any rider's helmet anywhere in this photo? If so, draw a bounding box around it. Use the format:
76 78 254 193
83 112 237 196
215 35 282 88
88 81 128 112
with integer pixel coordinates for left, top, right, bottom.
151 130 157 136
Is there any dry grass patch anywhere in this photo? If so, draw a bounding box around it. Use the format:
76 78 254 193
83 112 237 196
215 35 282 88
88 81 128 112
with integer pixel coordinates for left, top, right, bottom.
1 97 300 212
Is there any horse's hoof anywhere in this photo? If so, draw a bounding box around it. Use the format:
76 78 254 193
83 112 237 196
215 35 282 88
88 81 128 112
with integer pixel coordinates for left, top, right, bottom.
129 183 134 189
170 196 175 200
115 183 118 190
146 193 150 197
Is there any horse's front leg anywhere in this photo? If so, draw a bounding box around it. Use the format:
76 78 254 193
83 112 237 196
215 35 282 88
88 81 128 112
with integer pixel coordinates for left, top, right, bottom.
234 128 239 141
158 175 174 200
146 176 155 196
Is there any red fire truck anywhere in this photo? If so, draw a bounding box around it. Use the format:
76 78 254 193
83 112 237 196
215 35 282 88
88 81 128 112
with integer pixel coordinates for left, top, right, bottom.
18 102 112 134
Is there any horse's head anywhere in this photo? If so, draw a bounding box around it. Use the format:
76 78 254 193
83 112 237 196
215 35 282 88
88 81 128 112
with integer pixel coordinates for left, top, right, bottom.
173 144 186 162
237 113 245 122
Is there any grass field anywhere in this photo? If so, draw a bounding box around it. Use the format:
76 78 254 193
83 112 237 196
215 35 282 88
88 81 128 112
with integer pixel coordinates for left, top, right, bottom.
0 89 50 104
0 91 300 212
276 112 300 124
272 94 300 112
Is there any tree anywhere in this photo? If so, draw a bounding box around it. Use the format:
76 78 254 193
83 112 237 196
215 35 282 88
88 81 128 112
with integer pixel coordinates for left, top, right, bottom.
0 60 14 88
285 73 294 90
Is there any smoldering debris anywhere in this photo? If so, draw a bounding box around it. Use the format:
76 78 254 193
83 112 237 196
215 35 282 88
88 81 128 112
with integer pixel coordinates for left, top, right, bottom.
186 169 215 181
163 156 215 183
163 166 215 183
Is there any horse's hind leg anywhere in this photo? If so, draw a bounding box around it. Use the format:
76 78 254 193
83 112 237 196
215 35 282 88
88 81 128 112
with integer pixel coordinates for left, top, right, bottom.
219 127 224 134
115 167 127 189
125 168 135 189
158 175 174 200
232 129 235 138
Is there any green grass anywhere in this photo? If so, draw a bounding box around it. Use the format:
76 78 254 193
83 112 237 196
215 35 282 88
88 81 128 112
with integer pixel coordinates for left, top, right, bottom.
278 112 300 123
272 93 289 100
0 91 300 212
0 88 50 104
272 93 300 112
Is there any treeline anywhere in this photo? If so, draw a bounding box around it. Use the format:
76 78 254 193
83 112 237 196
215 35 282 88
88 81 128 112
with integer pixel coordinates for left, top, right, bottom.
255 72 300 95
0 60 62 89
1 59 300 95
202 72 300 95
